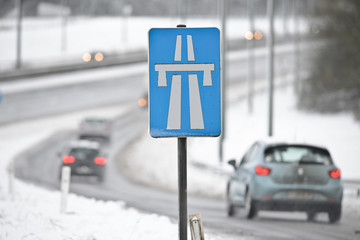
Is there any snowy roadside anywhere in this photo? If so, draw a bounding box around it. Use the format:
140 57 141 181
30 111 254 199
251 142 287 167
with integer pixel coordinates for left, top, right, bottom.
120 84 360 219
0 16 309 71
0 105 214 240
1 83 360 239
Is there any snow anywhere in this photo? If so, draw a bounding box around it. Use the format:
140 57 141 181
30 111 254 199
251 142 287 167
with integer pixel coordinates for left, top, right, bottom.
1 70 360 240
1 81 360 239
0 184 177 240
0 16 309 71
0 95 226 239
0 105 184 240
1 16 360 239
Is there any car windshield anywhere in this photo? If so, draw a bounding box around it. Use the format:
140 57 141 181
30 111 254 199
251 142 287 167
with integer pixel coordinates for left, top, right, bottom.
264 145 332 165
69 148 98 159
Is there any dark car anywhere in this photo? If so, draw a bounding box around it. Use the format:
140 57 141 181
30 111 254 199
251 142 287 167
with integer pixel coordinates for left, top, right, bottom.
59 140 107 182
78 117 112 142
226 140 343 223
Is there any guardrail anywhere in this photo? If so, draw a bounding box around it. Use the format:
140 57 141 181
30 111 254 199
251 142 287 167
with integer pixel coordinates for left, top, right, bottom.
0 37 258 82
0 50 147 82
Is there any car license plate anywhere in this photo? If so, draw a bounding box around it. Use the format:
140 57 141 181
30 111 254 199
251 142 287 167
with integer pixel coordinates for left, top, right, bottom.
288 191 314 200
77 166 91 174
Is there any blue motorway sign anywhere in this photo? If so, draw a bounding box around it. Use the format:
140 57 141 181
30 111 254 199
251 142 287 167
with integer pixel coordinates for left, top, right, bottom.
149 28 221 137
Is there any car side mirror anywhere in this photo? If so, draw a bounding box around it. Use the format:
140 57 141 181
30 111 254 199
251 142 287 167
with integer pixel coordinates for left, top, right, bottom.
227 159 237 170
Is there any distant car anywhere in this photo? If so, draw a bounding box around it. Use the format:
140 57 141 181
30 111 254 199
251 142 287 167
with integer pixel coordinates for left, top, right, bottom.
82 51 105 62
226 140 343 223
78 117 112 142
59 140 107 182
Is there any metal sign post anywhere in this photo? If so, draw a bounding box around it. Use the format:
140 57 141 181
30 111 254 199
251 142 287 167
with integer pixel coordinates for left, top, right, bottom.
148 25 220 240
178 137 187 240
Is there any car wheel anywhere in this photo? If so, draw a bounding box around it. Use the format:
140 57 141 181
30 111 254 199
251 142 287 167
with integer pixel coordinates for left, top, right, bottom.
226 194 236 217
243 191 257 219
328 205 341 223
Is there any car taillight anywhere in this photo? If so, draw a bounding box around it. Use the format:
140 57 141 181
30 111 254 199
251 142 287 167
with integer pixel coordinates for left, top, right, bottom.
63 156 75 164
255 165 271 176
329 168 341 179
94 157 107 165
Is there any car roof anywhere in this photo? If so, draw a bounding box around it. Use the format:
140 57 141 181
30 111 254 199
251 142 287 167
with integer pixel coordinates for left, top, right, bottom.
83 117 110 121
69 140 100 149
257 138 328 151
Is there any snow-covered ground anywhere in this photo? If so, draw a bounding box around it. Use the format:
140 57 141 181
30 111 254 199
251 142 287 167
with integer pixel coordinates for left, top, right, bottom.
0 16 309 71
0 105 184 240
1 80 360 239
1 16 359 239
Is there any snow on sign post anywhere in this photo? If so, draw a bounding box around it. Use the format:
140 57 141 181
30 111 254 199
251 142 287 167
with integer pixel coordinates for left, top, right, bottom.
148 26 221 240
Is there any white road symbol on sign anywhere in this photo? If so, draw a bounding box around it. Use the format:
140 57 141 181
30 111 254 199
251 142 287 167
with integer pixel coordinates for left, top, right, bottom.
155 35 215 130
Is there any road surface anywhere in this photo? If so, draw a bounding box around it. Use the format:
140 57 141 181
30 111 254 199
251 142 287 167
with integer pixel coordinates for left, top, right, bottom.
5 43 360 239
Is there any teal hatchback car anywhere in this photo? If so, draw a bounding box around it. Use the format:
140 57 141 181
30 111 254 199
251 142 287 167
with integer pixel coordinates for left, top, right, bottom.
226 140 343 223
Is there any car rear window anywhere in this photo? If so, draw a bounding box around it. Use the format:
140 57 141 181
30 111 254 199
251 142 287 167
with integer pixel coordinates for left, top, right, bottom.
264 145 332 165
70 148 98 159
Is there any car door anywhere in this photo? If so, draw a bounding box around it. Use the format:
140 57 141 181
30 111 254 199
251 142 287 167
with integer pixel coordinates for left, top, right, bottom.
229 143 259 206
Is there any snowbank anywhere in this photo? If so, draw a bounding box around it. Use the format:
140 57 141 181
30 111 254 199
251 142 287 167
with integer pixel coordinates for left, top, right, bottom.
0 182 177 240
0 105 180 240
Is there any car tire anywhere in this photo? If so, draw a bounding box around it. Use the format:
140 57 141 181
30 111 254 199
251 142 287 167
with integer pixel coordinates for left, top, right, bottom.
328 205 341 223
226 194 236 217
243 191 257 219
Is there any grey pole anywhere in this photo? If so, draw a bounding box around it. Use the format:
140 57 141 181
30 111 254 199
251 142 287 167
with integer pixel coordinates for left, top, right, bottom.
15 0 23 69
294 0 300 93
178 137 187 240
219 0 227 163
61 0 68 53
175 24 187 240
247 0 255 114
178 0 187 23
267 0 274 137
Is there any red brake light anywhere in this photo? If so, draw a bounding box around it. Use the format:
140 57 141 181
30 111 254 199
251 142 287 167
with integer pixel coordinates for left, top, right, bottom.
256 165 271 176
94 157 107 165
329 168 341 179
63 156 75 164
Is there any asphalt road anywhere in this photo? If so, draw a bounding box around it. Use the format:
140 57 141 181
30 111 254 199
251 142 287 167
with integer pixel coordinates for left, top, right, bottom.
7 43 360 239
13 107 360 240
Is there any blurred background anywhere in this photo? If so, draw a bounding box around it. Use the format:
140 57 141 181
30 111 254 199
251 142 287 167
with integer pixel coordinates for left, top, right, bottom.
1 1 360 239
1 0 359 121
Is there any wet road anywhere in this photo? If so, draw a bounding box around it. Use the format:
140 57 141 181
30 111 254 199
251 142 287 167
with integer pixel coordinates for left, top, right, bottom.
5 43 360 239
13 107 360 240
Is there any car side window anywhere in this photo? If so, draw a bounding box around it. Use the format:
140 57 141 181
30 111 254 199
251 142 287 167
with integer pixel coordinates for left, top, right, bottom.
239 155 247 166
239 143 259 166
247 143 260 163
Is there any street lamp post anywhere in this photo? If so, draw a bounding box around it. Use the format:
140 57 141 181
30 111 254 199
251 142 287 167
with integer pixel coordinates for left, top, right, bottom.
267 0 275 137
219 0 228 163
16 0 23 69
